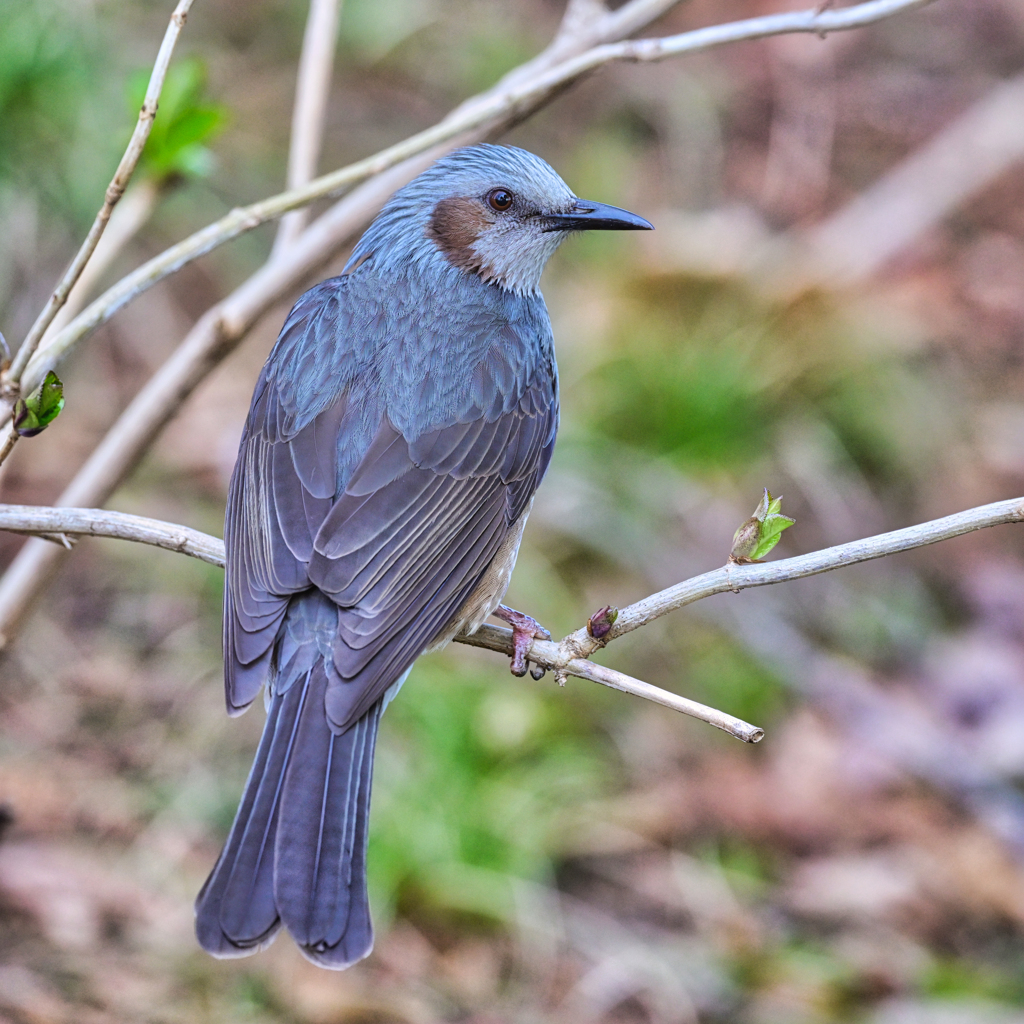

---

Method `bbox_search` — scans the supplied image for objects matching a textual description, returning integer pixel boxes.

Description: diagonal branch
[0,493,1019,743]
[0,0,940,659]
[549,495,1024,664]
[4,0,196,398]
[461,623,765,742]
[13,0,936,407]
[0,0,704,633]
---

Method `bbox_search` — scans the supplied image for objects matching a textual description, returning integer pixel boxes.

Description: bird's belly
[427,500,533,651]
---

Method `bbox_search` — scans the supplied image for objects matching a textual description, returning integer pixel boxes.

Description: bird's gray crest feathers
[348,144,579,295]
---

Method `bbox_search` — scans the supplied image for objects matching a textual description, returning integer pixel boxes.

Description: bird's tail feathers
[196,592,381,969]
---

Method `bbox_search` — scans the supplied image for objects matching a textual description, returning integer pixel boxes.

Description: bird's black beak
[542,199,653,233]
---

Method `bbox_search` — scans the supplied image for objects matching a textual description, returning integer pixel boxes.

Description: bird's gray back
[260,260,556,495]
[224,254,559,726]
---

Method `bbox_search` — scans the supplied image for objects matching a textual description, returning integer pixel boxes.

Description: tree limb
[551,495,1024,664]
[13,0,936,407]
[0,493,1019,743]
[0,505,224,567]
[4,0,196,398]
[461,624,766,743]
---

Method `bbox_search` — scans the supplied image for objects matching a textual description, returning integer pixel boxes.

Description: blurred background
[3,0,1024,1021]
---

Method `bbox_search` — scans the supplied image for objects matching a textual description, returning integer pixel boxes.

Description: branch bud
[587,605,619,640]
[13,371,65,438]
[730,488,795,563]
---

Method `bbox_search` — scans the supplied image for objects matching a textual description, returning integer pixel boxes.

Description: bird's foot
[493,605,551,678]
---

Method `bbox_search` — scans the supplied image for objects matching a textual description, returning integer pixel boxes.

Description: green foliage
[583,273,940,491]
[730,489,795,563]
[127,58,227,182]
[0,1,96,202]
[13,370,64,437]
[921,958,1024,1006]
[684,629,789,726]
[233,973,278,1016]
[586,278,782,471]
[369,654,611,928]
[702,838,775,894]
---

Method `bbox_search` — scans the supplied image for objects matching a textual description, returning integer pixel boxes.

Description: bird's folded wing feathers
[224,291,557,726]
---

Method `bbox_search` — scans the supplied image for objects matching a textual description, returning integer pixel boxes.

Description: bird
[194,143,652,969]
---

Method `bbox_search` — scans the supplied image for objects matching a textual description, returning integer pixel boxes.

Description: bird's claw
[493,605,550,677]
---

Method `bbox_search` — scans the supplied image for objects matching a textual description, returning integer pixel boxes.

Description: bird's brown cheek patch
[428,197,496,279]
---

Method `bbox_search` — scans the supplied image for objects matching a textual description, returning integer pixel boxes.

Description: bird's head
[347,144,652,295]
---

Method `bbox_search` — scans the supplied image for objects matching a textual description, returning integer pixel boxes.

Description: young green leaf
[13,370,65,437]
[730,488,795,563]
[127,58,227,183]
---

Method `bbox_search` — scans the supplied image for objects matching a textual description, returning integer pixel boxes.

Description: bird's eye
[487,188,514,212]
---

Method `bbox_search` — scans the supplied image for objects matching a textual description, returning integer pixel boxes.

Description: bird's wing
[309,378,555,732]
[222,381,344,712]
[224,282,557,726]
[224,277,370,714]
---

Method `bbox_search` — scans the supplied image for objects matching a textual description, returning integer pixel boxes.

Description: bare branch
[599,0,686,40]
[0,505,223,567]
[0,432,17,470]
[552,0,608,50]
[0,502,758,741]
[5,0,196,395]
[459,624,765,743]
[42,179,162,344]
[555,496,1024,664]
[14,0,935,405]
[273,0,344,255]
[1,493,1022,742]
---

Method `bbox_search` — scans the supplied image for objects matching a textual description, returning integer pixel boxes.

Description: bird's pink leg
[493,605,551,677]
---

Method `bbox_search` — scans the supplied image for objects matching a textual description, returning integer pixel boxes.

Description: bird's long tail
[195,594,382,970]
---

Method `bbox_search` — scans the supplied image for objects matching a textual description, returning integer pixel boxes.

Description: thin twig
[0,494,1021,742]
[5,0,196,397]
[552,495,1024,664]
[14,0,935,404]
[461,624,765,742]
[551,0,608,50]
[42,179,163,344]
[0,432,17,469]
[273,0,344,255]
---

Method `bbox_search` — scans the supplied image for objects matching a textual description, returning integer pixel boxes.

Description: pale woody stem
[0,493,1019,744]
[4,0,197,396]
